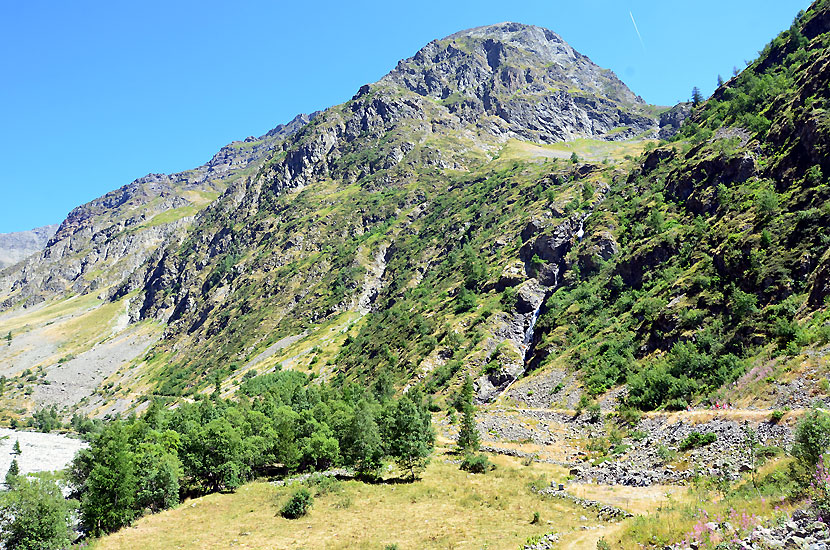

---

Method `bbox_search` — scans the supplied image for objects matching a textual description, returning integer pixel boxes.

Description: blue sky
[0,0,812,233]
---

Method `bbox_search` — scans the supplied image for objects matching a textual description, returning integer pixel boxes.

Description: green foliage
[456,376,480,454]
[459,453,493,474]
[342,400,385,479]
[755,186,779,217]
[656,445,676,463]
[678,431,717,451]
[385,394,435,480]
[5,459,19,489]
[500,286,518,311]
[281,488,313,519]
[73,422,139,536]
[770,409,786,423]
[0,476,76,550]
[32,407,60,433]
[454,288,477,313]
[791,408,830,485]
[586,401,602,423]
[691,86,703,106]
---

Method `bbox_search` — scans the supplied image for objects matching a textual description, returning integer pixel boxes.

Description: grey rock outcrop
[0,113,315,310]
[0,224,58,269]
[381,22,666,143]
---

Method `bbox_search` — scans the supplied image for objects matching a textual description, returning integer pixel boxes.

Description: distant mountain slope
[0,113,315,310]
[112,23,676,400]
[0,224,58,269]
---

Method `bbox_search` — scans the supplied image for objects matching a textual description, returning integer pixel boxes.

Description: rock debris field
[0,428,86,478]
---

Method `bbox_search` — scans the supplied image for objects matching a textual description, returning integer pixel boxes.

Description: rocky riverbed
[0,428,86,478]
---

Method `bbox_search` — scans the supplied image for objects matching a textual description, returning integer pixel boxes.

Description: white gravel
[0,428,86,477]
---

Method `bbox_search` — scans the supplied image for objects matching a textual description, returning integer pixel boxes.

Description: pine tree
[691,86,703,106]
[12,440,20,455]
[5,459,19,488]
[456,377,480,454]
[717,74,724,87]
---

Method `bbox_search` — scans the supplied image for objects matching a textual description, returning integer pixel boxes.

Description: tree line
[1,369,435,546]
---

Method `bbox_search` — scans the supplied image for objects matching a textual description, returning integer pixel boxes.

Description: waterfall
[523,301,543,347]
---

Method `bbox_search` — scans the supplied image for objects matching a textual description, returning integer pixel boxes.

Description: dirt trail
[558,522,626,550]
[502,405,804,422]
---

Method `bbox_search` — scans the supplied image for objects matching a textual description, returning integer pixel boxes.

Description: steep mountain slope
[0,113,314,310]
[0,224,58,269]
[122,3,830,414]
[105,23,676,404]
[509,0,830,411]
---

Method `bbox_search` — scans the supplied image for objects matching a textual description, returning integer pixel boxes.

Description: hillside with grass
[5,3,830,550]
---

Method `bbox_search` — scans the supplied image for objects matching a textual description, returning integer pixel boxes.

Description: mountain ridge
[0,224,59,270]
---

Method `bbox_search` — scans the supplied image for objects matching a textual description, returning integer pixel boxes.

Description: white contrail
[629,11,646,52]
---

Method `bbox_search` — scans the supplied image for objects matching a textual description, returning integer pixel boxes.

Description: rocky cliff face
[0,225,59,270]
[381,23,671,143]
[0,113,315,309]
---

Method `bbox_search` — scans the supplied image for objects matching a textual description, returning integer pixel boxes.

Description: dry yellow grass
[498,137,653,163]
[92,454,603,550]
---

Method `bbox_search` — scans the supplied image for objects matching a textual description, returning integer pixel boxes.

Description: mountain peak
[446,21,565,48]
[378,21,656,143]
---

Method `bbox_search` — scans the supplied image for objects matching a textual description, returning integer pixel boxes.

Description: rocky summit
[4,3,830,548]
[383,22,667,142]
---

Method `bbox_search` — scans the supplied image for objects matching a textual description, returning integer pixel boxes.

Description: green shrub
[500,287,518,311]
[586,402,602,423]
[616,407,642,427]
[657,445,676,462]
[678,431,717,451]
[792,408,830,485]
[770,409,786,423]
[281,488,313,519]
[460,453,493,474]
[0,476,75,550]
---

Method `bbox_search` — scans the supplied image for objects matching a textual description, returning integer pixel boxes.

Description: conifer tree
[5,459,19,488]
[456,377,480,454]
[691,86,703,106]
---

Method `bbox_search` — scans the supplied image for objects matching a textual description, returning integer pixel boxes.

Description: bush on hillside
[281,488,313,519]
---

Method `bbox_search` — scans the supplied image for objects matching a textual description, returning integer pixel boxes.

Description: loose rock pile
[535,485,632,521]
[522,532,560,550]
[573,417,792,486]
[668,509,829,549]
[272,468,351,487]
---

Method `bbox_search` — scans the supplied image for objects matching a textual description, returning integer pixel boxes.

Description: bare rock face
[0,224,58,270]
[381,22,666,143]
